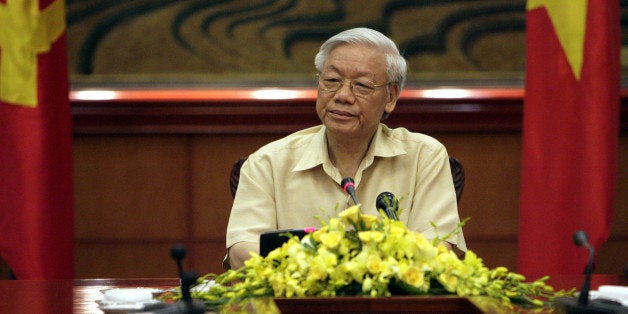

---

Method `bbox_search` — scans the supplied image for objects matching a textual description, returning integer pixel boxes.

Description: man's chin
[324,122,355,135]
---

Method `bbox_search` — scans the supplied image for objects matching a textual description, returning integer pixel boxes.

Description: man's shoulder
[251,125,323,158]
[382,125,445,149]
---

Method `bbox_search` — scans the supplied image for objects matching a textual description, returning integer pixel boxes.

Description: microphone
[556,231,625,313]
[376,192,399,220]
[573,230,594,306]
[180,271,202,311]
[341,177,359,205]
[145,244,205,314]
[171,244,186,279]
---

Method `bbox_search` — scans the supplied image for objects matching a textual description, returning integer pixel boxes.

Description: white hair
[314,28,407,90]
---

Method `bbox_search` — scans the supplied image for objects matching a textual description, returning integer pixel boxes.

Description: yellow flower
[320,230,343,248]
[338,205,361,225]
[342,253,367,283]
[358,230,385,244]
[316,247,338,268]
[389,221,407,236]
[328,218,346,232]
[433,250,460,271]
[436,242,450,254]
[492,266,508,277]
[311,226,327,242]
[438,273,459,292]
[365,254,383,274]
[295,251,309,271]
[463,250,484,268]
[362,276,373,292]
[414,233,431,248]
[306,260,327,281]
[270,275,286,295]
[361,214,379,229]
[337,238,354,256]
[400,265,428,291]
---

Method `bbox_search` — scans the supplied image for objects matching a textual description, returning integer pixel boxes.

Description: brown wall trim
[70,87,628,134]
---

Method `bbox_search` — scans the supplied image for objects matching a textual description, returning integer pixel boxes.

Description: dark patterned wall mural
[66,0,628,86]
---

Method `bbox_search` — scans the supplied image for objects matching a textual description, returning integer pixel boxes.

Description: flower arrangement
[179,205,573,312]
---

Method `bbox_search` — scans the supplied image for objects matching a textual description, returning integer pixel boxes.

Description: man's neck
[326,131,376,179]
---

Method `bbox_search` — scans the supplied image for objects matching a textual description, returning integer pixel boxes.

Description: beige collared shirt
[226,124,466,253]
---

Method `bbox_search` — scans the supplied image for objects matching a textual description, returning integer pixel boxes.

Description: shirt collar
[293,126,329,172]
[292,124,408,172]
[371,124,408,158]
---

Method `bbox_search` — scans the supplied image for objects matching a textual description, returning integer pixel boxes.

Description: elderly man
[226,28,466,269]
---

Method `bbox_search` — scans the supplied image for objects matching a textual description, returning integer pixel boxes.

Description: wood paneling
[189,135,282,240]
[436,133,522,238]
[74,136,189,240]
[75,243,177,279]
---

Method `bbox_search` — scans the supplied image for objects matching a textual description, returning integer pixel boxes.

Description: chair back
[449,157,465,203]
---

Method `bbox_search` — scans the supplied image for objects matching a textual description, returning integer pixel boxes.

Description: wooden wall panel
[71,132,628,278]
[75,243,177,279]
[598,239,628,275]
[436,133,522,238]
[189,135,282,240]
[465,241,518,271]
[187,242,231,276]
[74,136,189,240]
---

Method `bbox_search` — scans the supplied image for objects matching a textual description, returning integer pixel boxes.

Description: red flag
[0,0,74,279]
[518,0,620,278]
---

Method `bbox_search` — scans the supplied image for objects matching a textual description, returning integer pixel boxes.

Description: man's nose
[334,80,356,101]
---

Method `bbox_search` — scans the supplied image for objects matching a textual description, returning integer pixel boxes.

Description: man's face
[316,44,399,141]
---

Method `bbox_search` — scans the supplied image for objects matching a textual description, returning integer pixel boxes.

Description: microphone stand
[556,231,625,313]
[146,245,206,314]
[577,240,594,306]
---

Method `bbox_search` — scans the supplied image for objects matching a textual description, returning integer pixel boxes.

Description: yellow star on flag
[527,0,587,80]
[0,0,66,107]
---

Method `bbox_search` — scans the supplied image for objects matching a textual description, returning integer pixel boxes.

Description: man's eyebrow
[323,63,380,80]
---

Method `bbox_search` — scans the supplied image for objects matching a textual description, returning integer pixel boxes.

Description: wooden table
[0,275,624,313]
[0,278,179,314]
[74,278,180,313]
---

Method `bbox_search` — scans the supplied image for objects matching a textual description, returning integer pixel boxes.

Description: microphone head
[340,177,359,205]
[376,192,396,209]
[171,244,187,260]
[573,230,589,247]
[376,192,399,220]
[341,177,355,192]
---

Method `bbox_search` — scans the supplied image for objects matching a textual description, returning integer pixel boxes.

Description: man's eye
[354,82,374,89]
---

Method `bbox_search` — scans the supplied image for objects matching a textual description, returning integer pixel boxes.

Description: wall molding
[70,87,628,134]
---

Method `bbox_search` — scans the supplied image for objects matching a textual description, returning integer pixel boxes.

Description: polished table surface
[0,275,625,313]
[0,278,180,314]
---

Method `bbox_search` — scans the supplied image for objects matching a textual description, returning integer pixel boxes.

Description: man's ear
[384,83,400,114]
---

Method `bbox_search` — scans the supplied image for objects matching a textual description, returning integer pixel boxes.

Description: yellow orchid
[319,230,343,248]
[358,230,385,244]
[361,214,380,229]
[401,265,427,290]
[338,205,361,226]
